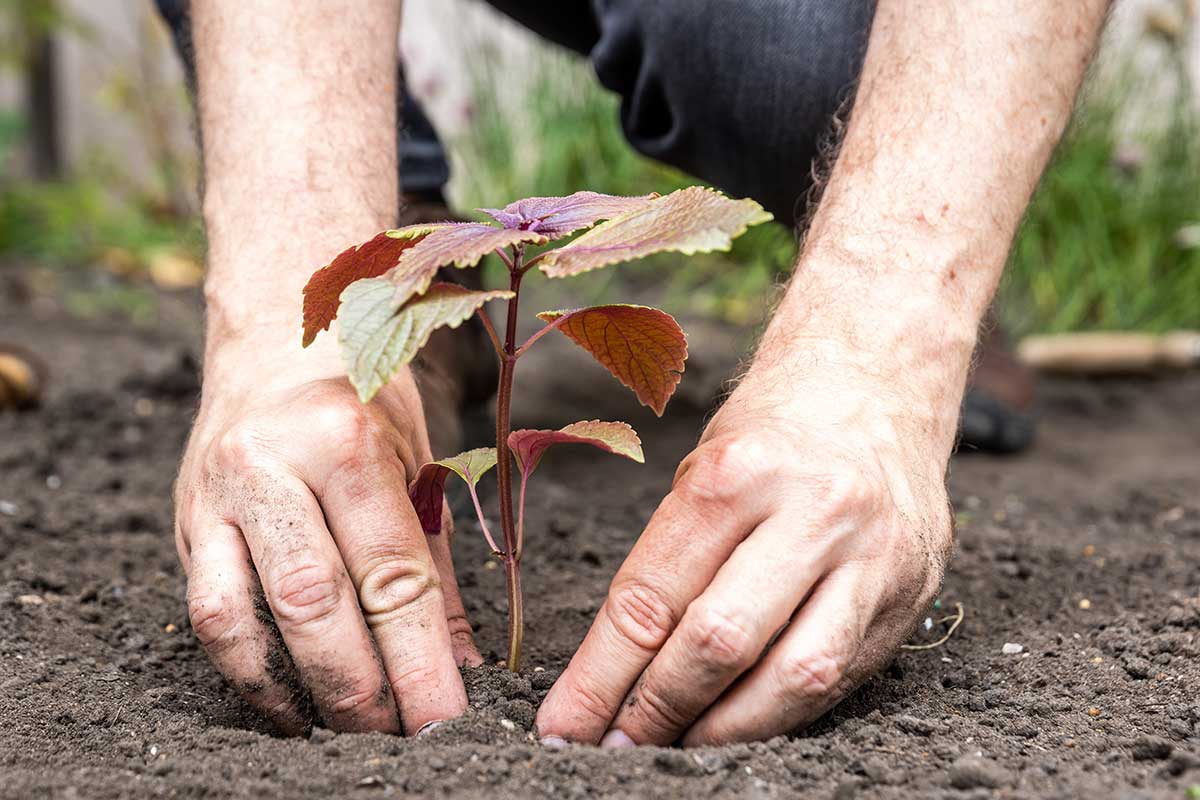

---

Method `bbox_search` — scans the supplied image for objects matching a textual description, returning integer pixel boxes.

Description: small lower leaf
[408,447,499,534]
[508,420,644,478]
[339,280,513,402]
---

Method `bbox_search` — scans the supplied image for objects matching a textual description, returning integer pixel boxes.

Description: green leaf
[508,420,644,478]
[537,187,773,278]
[407,447,499,535]
[536,305,688,416]
[339,280,513,402]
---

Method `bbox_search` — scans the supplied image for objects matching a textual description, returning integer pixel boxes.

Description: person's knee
[590,0,876,224]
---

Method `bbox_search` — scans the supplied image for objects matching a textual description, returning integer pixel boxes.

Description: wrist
[743,251,988,456]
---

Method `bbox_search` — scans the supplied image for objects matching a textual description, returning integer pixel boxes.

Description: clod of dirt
[948,755,1014,790]
[1131,736,1174,761]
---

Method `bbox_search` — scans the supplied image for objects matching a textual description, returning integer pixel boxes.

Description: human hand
[535,350,955,746]
[175,334,479,735]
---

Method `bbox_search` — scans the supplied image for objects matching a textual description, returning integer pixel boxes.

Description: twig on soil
[900,602,965,651]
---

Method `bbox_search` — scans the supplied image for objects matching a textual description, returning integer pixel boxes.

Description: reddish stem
[495,246,525,671]
[513,314,568,359]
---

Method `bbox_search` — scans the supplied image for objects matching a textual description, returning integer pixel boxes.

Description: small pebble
[0,500,16,516]
[499,719,516,731]
[163,624,177,634]
[1078,598,1091,610]
[1087,707,1102,717]
[46,475,62,490]
[1002,642,1024,655]
[17,594,43,606]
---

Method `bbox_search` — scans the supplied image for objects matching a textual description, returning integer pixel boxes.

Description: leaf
[479,191,658,240]
[339,280,514,402]
[387,222,548,306]
[508,420,644,477]
[301,229,433,347]
[536,305,687,416]
[537,187,773,278]
[407,447,498,534]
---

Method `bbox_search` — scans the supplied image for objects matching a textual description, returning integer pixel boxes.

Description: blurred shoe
[959,313,1036,454]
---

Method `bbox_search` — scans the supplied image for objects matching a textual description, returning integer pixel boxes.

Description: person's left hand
[534,354,955,746]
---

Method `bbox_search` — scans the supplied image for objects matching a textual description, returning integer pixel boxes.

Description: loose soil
[1,280,1198,798]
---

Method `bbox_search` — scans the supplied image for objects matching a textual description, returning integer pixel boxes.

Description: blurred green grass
[0,33,1195,335]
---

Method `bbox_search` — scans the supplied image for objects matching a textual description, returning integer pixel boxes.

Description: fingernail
[416,720,444,737]
[539,735,569,750]
[600,729,635,749]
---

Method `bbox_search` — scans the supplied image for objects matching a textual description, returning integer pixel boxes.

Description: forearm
[752,0,1108,452]
[192,1,401,355]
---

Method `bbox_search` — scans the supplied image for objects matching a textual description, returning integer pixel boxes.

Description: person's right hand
[174,334,479,735]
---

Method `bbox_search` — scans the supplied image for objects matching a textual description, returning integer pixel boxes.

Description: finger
[536,479,767,744]
[682,566,875,746]
[429,503,484,667]
[234,471,401,733]
[184,517,309,734]
[603,516,834,745]
[313,453,471,733]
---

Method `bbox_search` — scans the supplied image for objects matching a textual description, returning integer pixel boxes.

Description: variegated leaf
[339,280,513,402]
[538,187,773,278]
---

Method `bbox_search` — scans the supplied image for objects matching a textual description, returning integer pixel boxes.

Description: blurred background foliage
[0,0,1196,335]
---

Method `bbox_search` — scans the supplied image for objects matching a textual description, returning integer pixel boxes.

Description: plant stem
[467,482,502,555]
[495,246,525,671]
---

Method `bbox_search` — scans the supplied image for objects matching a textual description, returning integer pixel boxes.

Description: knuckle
[814,469,875,521]
[775,649,844,699]
[312,399,379,450]
[629,678,690,732]
[187,592,241,654]
[327,682,386,716]
[387,662,442,695]
[213,424,270,470]
[684,604,759,672]
[564,668,617,727]
[357,556,440,621]
[606,579,677,652]
[268,563,343,628]
[674,438,770,506]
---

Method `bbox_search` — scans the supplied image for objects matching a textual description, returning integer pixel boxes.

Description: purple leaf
[479,191,658,240]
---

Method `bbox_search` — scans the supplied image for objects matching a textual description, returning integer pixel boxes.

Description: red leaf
[301,229,430,347]
[537,305,688,416]
[508,420,644,477]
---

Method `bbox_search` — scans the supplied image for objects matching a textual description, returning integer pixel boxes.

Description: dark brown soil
[2,280,1198,799]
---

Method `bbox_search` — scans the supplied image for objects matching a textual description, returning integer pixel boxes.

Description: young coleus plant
[302,187,771,671]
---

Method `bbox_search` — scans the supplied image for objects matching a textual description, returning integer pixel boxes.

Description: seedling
[302,188,771,670]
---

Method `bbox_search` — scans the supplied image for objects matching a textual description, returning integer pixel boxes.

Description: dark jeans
[155,0,875,225]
